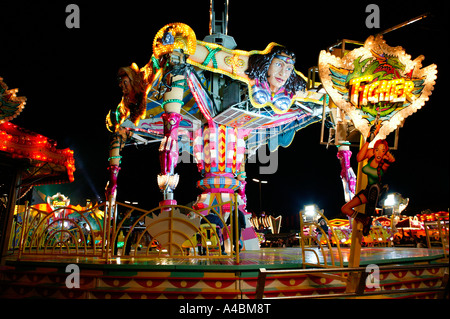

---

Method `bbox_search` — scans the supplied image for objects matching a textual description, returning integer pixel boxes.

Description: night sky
[1,1,448,228]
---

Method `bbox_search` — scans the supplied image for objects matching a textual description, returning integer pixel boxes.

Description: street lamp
[252,178,268,213]
[383,192,408,216]
[303,204,320,222]
[384,194,396,207]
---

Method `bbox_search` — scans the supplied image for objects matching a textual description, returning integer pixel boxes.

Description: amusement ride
[0,1,447,300]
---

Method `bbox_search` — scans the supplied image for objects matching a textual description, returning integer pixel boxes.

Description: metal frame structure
[12,195,242,263]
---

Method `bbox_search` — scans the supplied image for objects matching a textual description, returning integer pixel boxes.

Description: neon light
[0,122,75,183]
[349,77,415,108]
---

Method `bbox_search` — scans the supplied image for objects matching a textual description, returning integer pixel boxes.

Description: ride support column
[157,52,185,208]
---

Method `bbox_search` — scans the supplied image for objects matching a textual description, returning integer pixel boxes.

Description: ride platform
[0,247,447,299]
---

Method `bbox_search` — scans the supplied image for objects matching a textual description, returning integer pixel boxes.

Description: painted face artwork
[373,143,387,162]
[119,76,133,96]
[247,50,301,114]
[267,54,295,93]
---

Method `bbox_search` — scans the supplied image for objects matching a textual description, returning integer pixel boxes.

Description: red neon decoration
[0,121,75,184]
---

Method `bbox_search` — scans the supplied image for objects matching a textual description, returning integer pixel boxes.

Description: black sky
[1,1,448,226]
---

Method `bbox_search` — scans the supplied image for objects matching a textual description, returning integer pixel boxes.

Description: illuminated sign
[319,35,437,141]
[349,77,415,107]
[52,200,67,208]
[374,216,391,228]
[48,192,70,210]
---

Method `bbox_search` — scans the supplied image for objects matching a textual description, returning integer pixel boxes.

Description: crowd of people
[260,235,299,248]
[393,234,427,248]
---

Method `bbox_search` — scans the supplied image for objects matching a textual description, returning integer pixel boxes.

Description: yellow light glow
[0,78,27,124]
[152,23,197,59]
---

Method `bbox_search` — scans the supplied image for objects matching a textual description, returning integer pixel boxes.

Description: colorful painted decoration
[340,124,396,236]
[337,147,356,202]
[105,22,325,250]
[319,35,437,141]
[189,41,314,114]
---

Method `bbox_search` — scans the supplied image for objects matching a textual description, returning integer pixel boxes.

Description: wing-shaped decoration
[121,70,207,140]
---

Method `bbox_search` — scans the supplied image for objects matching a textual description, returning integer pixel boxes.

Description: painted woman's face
[267,54,294,93]
[119,76,133,96]
[374,143,387,162]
